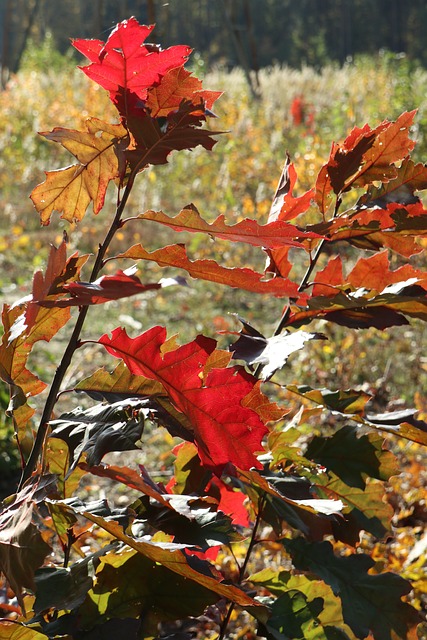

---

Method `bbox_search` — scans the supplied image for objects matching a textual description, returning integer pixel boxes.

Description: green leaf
[283,538,420,640]
[0,623,48,640]
[79,547,219,629]
[287,386,371,415]
[305,426,399,489]
[49,398,151,471]
[249,569,356,640]
[314,472,394,543]
[171,441,211,495]
[33,545,117,614]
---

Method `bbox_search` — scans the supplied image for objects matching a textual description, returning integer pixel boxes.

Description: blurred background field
[0,1,426,614]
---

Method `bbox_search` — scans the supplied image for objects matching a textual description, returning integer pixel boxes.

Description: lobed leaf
[98,326,270,473]
[287,385,427,446]
[145,65,222,118]
[0,623,49,640]
[0,490,52,611]
[73,19,191,119]
[305,425,399,489]
[78,548,220,630]
[314,472,394,543]
[116,242,305,298]
[268,154,314,223]
[125,99,222,167]
[37,267,185,307]
[0,241,86,437]
[249,569,357,639]
[357,156,427,208]
[315,112,416,211]
[137,203,321,249]
[49,398,152,472]
[30,119,128,224]
[55,501,262,609]
[283,537,420,640]
[229,316,325,380]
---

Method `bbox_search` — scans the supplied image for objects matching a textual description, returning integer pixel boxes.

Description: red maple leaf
[98,326,268,474]
[73,18,191,120]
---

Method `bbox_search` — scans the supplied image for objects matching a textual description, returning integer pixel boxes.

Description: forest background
[0,0,426,631]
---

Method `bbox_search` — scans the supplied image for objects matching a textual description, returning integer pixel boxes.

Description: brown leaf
[0,494,51,610]
[315,112,416,208]
[55,502,262,609]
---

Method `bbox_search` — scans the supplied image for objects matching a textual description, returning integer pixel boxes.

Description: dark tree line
[1,0,427,87]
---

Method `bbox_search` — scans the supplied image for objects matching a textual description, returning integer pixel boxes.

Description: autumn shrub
[0,18,427,640]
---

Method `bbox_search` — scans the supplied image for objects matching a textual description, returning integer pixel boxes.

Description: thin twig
[218,495,265,640]
[18,170,138,489]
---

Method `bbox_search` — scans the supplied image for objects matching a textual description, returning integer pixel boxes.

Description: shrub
[0,18,426,639]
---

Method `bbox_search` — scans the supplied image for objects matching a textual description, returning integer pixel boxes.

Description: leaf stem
[272,195,343,338]
[217,495,265,640]
[272,237,327,337]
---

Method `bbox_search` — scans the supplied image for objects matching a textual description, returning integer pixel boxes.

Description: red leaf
[358,156,427,208]
[37,268,185,307]
[73,19,191,119]
[315,112,416,208]
[264,247,293,278]
[312,256,344,297]
[137,204,321,249]
[306,200,426,257]
[116,243,306,299]
[98,326,268,474]
[210,477,249,527]
[0,241,87,417]
[268,155,314,222]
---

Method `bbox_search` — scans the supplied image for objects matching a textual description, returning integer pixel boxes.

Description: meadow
[0,46,426,625]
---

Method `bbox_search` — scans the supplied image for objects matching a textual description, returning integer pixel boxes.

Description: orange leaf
[116,243,305,299]
[137,204,321,249]
[30,118,128,224]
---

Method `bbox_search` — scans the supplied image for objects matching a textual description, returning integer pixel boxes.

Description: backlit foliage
[0,19,426,639]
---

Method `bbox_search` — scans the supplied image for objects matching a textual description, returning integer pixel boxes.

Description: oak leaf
[116,243,304,298]
[315,112,416,212]
[30,119,128,224]
[38,268,186,307]
[268,154,314,222]
[98,326,269,474]
[137,203,321,249]
[284,537,420,640]
[73,19,191,120]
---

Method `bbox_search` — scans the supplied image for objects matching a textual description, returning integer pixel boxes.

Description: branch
[18,173,137,489]
[217,494,265,640]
